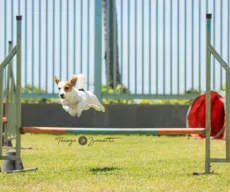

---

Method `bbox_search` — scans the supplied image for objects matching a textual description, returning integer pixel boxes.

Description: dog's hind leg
[88,102,105,112]
[95,105,105,112]
[87,92,105,112]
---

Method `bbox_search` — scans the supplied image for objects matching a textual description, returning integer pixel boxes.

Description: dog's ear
[70,76,78,86]
[54,76,60,85]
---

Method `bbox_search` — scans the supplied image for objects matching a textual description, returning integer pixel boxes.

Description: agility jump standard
[0,14,229,174]
[20,13,230,175]
[204,14,230,174]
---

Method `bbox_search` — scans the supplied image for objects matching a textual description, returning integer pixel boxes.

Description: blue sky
[0,0,229,95]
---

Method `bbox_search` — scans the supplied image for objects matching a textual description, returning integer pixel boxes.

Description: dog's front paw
[68,109,76,117]
[76,112,82,117]
[76,108,82,117]
[63,106,69,112]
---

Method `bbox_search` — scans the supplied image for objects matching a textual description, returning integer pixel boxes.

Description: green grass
[0,134,230,192]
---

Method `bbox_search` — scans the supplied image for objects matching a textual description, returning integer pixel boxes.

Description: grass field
[0,134,230,192]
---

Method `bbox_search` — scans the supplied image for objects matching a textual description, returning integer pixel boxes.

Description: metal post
[15,15,22,170]
[94,0,102,101]
[0,64,3,158]
[226,65,230,160]
[6,41,13,104]
[4,41,13,145]
[106,0,110,92]
[205,13,212,174]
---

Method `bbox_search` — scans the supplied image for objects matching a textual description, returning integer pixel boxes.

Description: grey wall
[22,104,190,128]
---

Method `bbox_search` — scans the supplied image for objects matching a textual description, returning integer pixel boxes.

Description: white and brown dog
[54,74,105,117]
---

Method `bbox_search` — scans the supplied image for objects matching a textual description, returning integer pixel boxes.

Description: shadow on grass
[90,167,122,174]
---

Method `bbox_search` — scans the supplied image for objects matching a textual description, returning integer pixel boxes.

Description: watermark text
[55,137,76,146]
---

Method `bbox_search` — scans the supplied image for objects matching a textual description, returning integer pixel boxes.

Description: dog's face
[54,76,78,99]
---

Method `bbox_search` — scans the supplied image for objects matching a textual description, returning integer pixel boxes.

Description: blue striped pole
[149,0,151,94]
[52,0,55,93]
[94,0,102,101]
[46,0,48,92]
[32,0,34,92]
[66,0,69,79]
[39,0,41,92]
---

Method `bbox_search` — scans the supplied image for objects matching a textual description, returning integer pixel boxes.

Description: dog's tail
[77,74,85,89]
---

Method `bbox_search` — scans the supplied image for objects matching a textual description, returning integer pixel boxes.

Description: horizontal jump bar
[21,127,205,135]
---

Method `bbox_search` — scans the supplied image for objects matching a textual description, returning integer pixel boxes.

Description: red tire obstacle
[187,91,225,139]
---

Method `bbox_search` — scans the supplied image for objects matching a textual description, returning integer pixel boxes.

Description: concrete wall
[22,104,190,128]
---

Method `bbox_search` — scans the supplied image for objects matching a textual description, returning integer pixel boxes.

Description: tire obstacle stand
[0,14,229,174]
